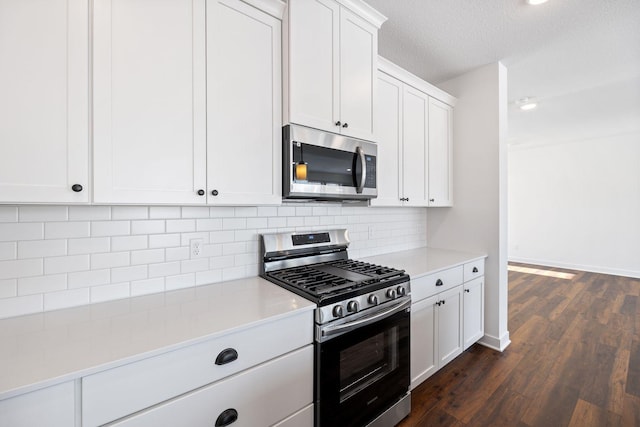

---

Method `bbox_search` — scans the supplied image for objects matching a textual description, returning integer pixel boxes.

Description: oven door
[283,124,377,200]
[315,299,410,427]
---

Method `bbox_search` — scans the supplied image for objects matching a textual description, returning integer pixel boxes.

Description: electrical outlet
[190,239,203,258]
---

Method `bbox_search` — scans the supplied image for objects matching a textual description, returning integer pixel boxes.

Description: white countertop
[360,247,487,278]
[0,277,315,400]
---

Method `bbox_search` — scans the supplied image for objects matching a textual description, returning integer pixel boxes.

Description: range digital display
[292,232,331,246]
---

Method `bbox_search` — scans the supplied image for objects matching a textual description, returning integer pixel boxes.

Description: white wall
[428,62,510,351]
[0,204,427,319]
[509,131,640,278]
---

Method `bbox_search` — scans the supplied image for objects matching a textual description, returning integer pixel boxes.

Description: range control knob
[332,305,344,318]
[368,294,379,306]
[397,286,406,297]
[386,289,397,299]
[347,301,359,313]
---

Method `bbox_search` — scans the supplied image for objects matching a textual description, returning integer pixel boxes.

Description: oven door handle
[355,146,366,194]
[320,297,410,340]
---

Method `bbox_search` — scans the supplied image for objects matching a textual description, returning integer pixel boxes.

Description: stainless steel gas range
[260,229,411,427]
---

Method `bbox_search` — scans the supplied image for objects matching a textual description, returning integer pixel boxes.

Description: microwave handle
[356,146,366,194]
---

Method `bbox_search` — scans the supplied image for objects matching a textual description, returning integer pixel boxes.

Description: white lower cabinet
[410,258,485,390]
[0,382,76,427]
[110,346,313,427]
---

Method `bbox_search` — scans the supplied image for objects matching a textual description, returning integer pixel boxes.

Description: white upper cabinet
[285,0,385,141]
[402,85,429,207]
[0,0,89,204]
[93,0,208,205]
[207,0,282,205]
[428,97,453,207]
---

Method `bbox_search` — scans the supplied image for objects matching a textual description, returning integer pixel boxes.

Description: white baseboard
[478,331,510,352]
[508,256,640,279]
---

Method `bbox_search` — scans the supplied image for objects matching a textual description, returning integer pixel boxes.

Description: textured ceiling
[364,0,640,145]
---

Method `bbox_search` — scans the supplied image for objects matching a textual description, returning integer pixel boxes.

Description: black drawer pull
[472,267,479,273]
[215,408,238,426]
[435,279,443,286]
[215,348,238,365]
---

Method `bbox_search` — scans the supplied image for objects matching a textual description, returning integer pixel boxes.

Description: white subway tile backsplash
[68,237,110,255]
[111,265,147,283]
[165,273,195,291]
[149,233,181,248]
[0,207,18,222]
[68,206,111,221]
[181,206,210,218]
[111,235,148,252]
[90,282,130,303]
[131,249,165,265]
[166,219,195,233]
[19,206,68,222]
[1,204,427,318]
[150,206,181,219]
[149,261,181,278]
[44,255,90,274]
[91,252,130,269]
[44,288,89,311]
[0,294,42,319]
[0,279,17,298]
[130,278,165,296]
[0,258,43,279]
[0,242,16,260]
[45,222,89,239]
[91,221,130,237]
[18,274,66,296]
[131,220,165,235]
[18,239,66,259]
[68,269,110,288]
[0,223,44,241]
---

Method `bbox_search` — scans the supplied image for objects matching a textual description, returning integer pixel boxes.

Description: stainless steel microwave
[283,124,377,201]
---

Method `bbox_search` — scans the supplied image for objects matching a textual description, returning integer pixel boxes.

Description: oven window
[293,143,358,186]
[339,327,399,403]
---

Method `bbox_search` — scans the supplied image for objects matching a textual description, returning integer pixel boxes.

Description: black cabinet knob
[215,348,238,365]
[472,267,479,273]
[211,189,219,196]
[430,198,435,202]
[71,184,83,192]
[342,122,349,128]
[465,289,470,293]
[335,121,341,127]
[435,279,443,287]
[215,408,238,427]
[197,189,205,196]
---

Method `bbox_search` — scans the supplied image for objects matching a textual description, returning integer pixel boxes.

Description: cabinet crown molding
[378,56,457,106]
[334,0,387,28]
[243,0,286,18]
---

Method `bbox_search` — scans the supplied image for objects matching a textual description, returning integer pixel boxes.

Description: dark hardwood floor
[399,263,640,426]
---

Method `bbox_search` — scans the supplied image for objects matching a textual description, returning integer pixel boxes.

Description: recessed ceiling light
[526,0,549,5]
[520,102,537,111]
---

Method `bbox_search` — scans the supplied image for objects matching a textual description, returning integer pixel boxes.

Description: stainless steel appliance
[260,229,410,427]
[283,124,377,201]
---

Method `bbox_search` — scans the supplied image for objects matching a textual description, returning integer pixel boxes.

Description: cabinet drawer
[82,310,312,426]
[412,266,463,302]
[111,346,313,427]
[0,382,75,427]
[273,403,313,427]
[463,260,484,282]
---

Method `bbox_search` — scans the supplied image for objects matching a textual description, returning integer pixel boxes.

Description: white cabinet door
[286,0,339,133]
[437,285,463,367]
[93,0,207,204]
[206,0,281,205]
[371,71,402,206]
[339,7,377,141]
[410,295,438,390]
[428,97,453,206]
[0,0,89,203]
[0,382,75,427]
[402,85,429,207]
[463,277,484,350]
